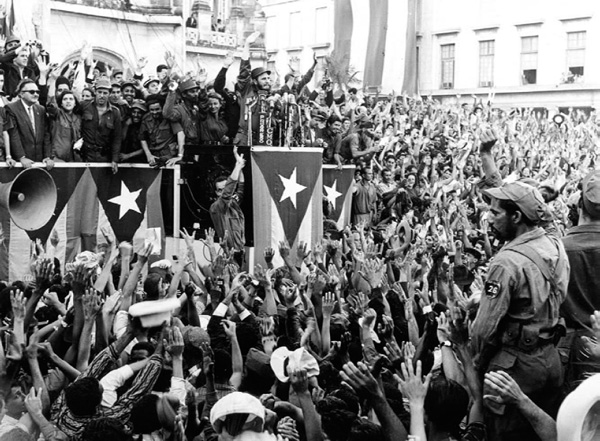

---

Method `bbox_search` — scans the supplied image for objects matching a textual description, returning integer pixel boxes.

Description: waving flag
[251,147,323,268]
[323,165,355,230]
[332,0,416,94]
[0,165,165,282]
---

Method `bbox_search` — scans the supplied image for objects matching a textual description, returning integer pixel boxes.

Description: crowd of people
[0,29,599,441]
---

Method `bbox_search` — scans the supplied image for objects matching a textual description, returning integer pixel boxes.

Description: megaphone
[0,168,57,231]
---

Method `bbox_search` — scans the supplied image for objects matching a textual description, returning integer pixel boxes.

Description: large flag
[332,0,415,94]
[322,165,355,230]
[251,147,322,268]
[0,165,165,282]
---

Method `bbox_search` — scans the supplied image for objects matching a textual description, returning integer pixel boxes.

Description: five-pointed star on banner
[278,167,306,208]
[324,180,342,209]
[109,181,141,219]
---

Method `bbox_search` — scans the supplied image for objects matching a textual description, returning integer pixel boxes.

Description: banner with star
[0,164,165,281]
[251,147,323,268]
[323,165,356,230]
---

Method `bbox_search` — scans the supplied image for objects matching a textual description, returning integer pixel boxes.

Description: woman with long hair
[48,89,82,162]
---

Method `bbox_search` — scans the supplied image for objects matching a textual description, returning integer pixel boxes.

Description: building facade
[418,0,600,109]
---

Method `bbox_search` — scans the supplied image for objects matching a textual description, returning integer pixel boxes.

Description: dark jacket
[6,100,51,161]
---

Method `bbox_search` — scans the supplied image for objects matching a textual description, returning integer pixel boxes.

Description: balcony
[186,28,238,49]
[53,0,182,15]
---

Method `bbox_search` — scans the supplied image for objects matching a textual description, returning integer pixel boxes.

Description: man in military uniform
[561,170,600,390]
[471,180,570,441]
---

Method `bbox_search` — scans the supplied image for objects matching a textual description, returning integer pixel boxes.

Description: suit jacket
[6,100,52,161]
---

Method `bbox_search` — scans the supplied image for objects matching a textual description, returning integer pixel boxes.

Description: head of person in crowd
[131,393,181,435]
[342,117,352,134]
[109,83,123,105]
[251,66,271,92]
[144,76,161,95]
[121,81,136,104]
[94,77,111,107]
[156,64,169,81]
[57,89,78,114]
[326,115,343,136]
[5,385,26,419]
[405,172,417,190]
[210,392,266,439]
[17,78,40,106]
[207,91,224,116]
[0,69,5,94]
[179,79,199,103]
[130,99,147,125]
[284,72,300,88]
[579,170,600,223]
[146,94,165,121]
[361,167,373,183]
[381,168,394,184]
[55,76,71,96]
[81,86,94,101]
[484,181,546,241]
[65,377,103,417]
[13,46,29,68]
[348,87,358,100]
[112,70,124,83]
[4,35,20,52]
[424,376,470,438]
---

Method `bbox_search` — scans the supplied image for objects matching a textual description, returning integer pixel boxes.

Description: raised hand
[10,289,26,322]
[394,360,432,406]
[24,387,44,417]
[264,246,275,265]
[82,289,103,321]
[137,243,154,265]
[384,340,402,364]
[278,239,291,260]
[165,326,184,358]
[361,308,377,329]
[290,368,309,394]
[322,292,336,317]
[223,51,234,68]
[296,241,310,265]
[204,227,215,248]
[221,319,237,338]
[340,361,382,398]
[34,258,54,292]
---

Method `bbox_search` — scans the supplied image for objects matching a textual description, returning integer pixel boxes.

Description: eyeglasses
[22,90,39,95]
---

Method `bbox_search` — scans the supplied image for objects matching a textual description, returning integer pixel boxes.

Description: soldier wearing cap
[561,170,600,389]
[163,78,200,146]
[471,180,569,441]
[120,99,146,162]
[232,31,273,146]
[79,77,122,173]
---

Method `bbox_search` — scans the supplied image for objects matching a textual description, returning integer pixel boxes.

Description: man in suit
[6,78,53,169]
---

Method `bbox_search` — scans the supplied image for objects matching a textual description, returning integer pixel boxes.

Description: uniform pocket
[489,350,517,371]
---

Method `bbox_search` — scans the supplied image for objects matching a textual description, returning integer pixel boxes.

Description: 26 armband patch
[485,281,501,299]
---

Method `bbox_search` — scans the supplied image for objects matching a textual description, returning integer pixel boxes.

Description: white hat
[269,347,320,383]
[128,298,180,328]
[210,392,265,434]
[557,373,600,441]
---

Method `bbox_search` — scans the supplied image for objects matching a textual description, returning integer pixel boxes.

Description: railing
[186,29,238,49]
[53,0,181,15]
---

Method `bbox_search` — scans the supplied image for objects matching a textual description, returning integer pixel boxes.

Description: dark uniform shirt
[138,114,182,156]
[79,101,122,162]
[209,177,245,250]
[561,223,600,329]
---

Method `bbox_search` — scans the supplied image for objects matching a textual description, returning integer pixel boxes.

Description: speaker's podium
[179,144,325,270]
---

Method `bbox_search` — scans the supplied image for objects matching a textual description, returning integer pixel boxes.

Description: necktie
[28,106,36,135]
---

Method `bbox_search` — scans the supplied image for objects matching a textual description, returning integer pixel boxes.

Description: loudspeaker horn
[0,168,57,231]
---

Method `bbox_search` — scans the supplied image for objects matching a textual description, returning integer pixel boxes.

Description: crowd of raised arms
[0,29,599,441]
